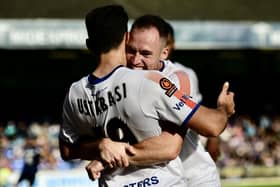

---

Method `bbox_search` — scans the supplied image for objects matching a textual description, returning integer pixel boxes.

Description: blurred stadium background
[1,0,280,186]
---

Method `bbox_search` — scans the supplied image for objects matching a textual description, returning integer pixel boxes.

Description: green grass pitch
[222,177,280,187]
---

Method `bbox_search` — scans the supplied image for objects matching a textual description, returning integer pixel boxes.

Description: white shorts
[182,151,221,187]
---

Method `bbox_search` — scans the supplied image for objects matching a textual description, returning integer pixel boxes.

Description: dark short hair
[85,5,128,55]
[131,15,169,44]
[165,21,175,43]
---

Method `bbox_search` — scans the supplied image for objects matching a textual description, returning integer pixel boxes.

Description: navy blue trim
[180,102,201,127]
[88,65,124,84]
[159,61,165,72]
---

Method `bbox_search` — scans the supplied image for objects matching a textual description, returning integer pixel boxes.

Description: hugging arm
[86,123,186,180]
[59,136,135,168]
[86,81,235,180]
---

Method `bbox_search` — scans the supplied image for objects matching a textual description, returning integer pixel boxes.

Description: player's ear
[160,46,169,60]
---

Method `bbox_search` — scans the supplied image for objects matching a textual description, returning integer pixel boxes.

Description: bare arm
[86,82,235,180]
[59,137,135,168]
[187,82,235,137]
[128,132,182,165]
[86,124,185,180]
[206,137,221,162]
[86,123,185,167]
[128,123,185,166]
[59,137,103,161]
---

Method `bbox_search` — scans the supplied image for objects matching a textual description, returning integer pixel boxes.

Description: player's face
[126,27,168,70]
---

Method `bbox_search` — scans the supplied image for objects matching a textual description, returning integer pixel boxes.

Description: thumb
[222,81,229,94]
[125,144,136,155]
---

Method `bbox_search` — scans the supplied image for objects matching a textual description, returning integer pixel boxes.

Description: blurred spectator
[0,120,84,187]
[0,113,279,186]
[4,121,17,140]
[217,114,280,169]
[14,132,41,187]
[0,135,12,187]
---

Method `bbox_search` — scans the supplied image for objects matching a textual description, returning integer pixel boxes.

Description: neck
[93,44,126,78]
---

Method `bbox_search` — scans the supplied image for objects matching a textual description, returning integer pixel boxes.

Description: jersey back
[60,66,200,186]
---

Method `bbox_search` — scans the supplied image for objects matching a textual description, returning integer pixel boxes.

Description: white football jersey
[60,65,200,187]
[162,60,221,187]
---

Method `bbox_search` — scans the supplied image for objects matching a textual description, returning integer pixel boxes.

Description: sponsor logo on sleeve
[173,94,193,110]
[159,77,177,97]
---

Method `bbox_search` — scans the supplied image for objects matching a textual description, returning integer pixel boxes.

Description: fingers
[121,152,130,167]
[217,81,236,118]
[108,160,115,168]
[222,81,229,94]
[86,160,104,181]
[222,81,235,98]
[101,157,128,168]
[116,155,129,168]
[114,148,130,167]
[100,152,114,168]
[100,142,132,168]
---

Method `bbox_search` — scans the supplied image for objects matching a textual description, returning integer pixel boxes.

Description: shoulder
[174,62,194,73]
[118,67,166,87]
[114,66,145,82]
[63,75,89,106]
[120,69,169,99]
[68,76,88,94]
[174,62,198,79]
[142,70,169,87]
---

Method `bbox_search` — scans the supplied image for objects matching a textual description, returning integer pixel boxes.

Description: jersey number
[106,118,137,144]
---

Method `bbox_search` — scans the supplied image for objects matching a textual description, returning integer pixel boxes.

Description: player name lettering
[77,83,127,116]
[123,176,159,187]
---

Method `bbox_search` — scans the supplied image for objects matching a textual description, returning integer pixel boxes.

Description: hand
[86,160,104,181]
[99,138,136,168]
[217,82,235,117]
